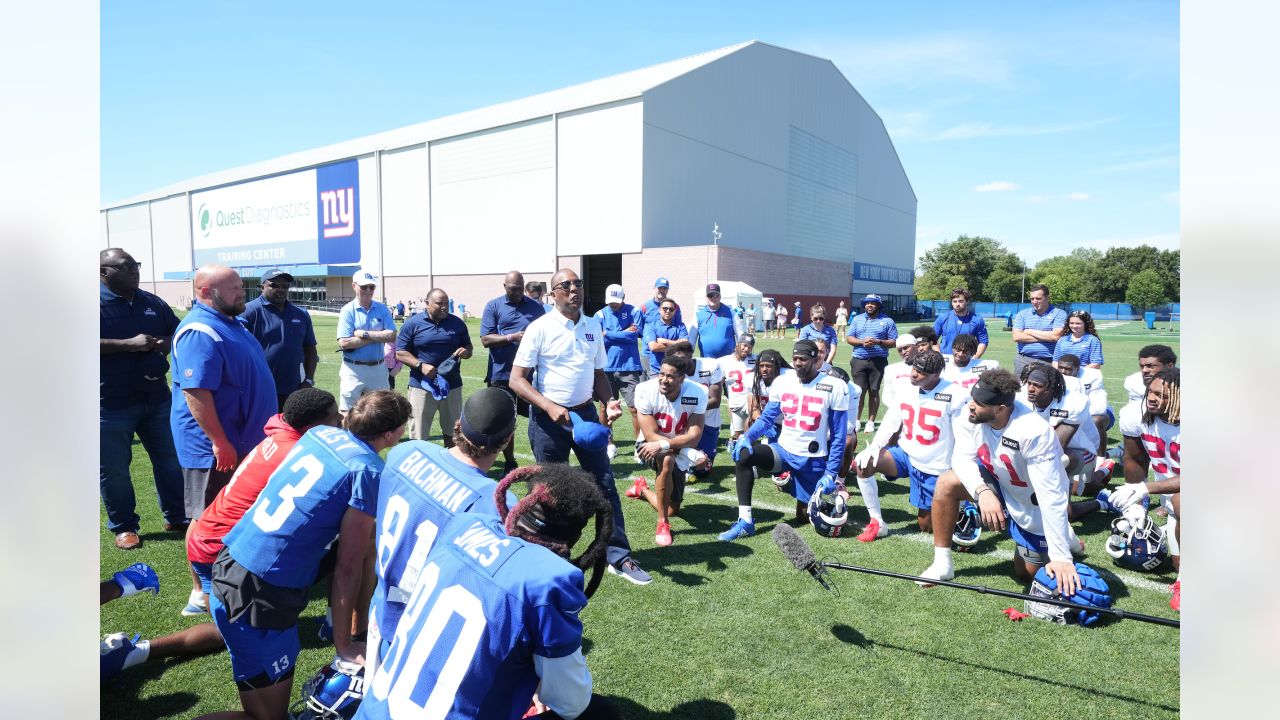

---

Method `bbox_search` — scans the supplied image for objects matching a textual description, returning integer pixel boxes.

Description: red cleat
[857,518,887,542]
[655,520,673,546]
[625,476,649,499]
[1169,579,1180,612]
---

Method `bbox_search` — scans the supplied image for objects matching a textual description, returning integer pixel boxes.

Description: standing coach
[480,270,545,472]
[1011,283,1067,377]
[240,268,318,412]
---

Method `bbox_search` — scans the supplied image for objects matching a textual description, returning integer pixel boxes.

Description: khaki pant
[408,385,462,442]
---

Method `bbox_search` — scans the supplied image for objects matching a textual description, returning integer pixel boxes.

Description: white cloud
[1074,233,1181,253]
[932,117,1115,141]
[815,34,1015,89]
[1066,192,1090,201]
[1027,195,1051,204]
[974,181,1019,193]
[1098,155,1179,173]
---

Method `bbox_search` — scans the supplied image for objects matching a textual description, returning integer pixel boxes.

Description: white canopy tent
[689,280,765,333]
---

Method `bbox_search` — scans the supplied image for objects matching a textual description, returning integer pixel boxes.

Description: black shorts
[605,371,643,406]
[642,454,687,506]
[210,547,309,631]
[488,379,531,416]
[849,356,889,392]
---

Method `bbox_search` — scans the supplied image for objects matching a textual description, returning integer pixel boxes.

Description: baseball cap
[605,284,625,304]
[895,333,918,348]
[458,387,516,446]
[352,268,378,287]
[261,268,294,283]
[860,293,882,307]
[568,411,610,451]
[705,283,721,295]
[654,277,670,288]
[737,334,756,346]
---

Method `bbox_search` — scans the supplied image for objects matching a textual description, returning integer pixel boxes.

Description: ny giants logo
[320,187,355,238]
[315,160,360,264]
[585,333,595,341]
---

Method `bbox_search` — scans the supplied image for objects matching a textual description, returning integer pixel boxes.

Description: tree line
[913,235,1180,307]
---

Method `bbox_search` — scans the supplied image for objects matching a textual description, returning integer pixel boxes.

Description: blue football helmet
[808,488,849,538]
[290,659,365,720]
[952,501,982,548]
[1105,505,1167,571]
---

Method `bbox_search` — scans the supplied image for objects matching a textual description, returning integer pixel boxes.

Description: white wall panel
[149,196,193,278]
[430,119,555,275]
[357,156,381,274]
[557,100,643,255]
[106,204,154,283]
[379,146,431,276]
[100,212,109,249]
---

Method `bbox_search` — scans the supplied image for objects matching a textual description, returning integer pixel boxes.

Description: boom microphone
[772,524,834,592]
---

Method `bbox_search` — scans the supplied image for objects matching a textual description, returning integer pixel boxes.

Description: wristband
[659,439,671,452]
[974,486,990,501]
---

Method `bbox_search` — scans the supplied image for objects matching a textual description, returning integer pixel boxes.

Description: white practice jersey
[633,378,707,440]
[1118,403,1180,482]
[1074,366,1108,415]
[719,354,758,410]
[1018,388,1099,456]
[688,357,724,427]
[757,368,795,402]
[941,357,1001,390]
[880,361,916,409]
[767,371,849,458]
[873,378,970,474]
[953,400,1073,562]
[1124,371,1146,403]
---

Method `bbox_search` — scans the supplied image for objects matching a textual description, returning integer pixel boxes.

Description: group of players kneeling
[100,331,1181,720]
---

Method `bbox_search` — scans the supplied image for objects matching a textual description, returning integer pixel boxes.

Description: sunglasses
[554,279,585,291]
[812,316,825,320]
[660,305,676,312]
[103,261,142,271]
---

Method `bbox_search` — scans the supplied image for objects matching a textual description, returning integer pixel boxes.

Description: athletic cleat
[1094,457,1117,483]
[916,561,955,587]
[1069,534,1086,557]
[606,443,618,460]
[654,520,673,547]
[100,632,141,680]
[1095,488,1120,514]
[772,471,791,490]
[864,420,876,433]
[718,518,756,541]
[625,476,649,499]
[1169,579,1181,612]
[317,615,334,642]
[857,518,888,542]
[952,502,982,548]
[180,589,208,617]
[606,557,652,585]
[112,563,160,598]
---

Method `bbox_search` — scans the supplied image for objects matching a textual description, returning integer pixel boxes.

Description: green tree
[1125,268,1168,308]
[1091,245,1170,302]
[915,235,1023,300]
[1029,255,1089,305]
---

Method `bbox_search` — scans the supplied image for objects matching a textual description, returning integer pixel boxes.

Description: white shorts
[729,405,749,433]
[339,361,391,411]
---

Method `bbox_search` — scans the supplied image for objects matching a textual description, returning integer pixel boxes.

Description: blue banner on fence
[916,300,1181,321]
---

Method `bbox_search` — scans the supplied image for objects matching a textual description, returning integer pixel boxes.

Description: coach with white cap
[336,267,397,416]
[594,283,644,457]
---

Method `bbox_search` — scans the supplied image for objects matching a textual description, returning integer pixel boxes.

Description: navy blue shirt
[934,310,989,354]
[100,284,180,410]
[594,303,644,372]
[397,313,472,390]
[479,295,545,382]
[239,296,317,397]
[169,302,277,468]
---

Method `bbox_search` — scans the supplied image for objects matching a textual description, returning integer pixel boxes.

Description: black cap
[458,387,516,446]
[261,268,294,283]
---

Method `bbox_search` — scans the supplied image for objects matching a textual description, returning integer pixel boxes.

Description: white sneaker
[916,561,954,587]
[864,420,876,433]
[606,443,617,460]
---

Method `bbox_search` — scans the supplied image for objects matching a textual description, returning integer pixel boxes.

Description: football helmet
[1104,505,1167,571]
[952,501,982,548]
[808,487,849,538]
[290,658,365,720]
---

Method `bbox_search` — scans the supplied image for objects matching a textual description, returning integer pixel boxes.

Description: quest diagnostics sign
[191,159,360,266]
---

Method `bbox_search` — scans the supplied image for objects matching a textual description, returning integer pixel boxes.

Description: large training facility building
[100,41,917,317]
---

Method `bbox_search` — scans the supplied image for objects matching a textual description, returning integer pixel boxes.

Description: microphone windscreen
[772,523,817,573]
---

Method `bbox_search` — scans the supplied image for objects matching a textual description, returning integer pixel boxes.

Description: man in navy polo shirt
[689,283,738,359]
[1012,283,1068,377]
[100,247,186,550]
[397,288,473,447]
[240,268,318,412]
[337,268,397,416]
[480,270,545,470]
[639,277,682,377]
[594,283,644,458]
[844,293,899,433]
[934,286,990,358]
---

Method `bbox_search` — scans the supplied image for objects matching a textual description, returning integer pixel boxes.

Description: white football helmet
[1104,505,1167,571]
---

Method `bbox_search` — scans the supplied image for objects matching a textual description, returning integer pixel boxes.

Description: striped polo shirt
[846,313,898,359]
[1013,305,1067,359]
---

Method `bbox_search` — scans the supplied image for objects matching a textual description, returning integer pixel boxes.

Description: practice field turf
[101,314,1180,719]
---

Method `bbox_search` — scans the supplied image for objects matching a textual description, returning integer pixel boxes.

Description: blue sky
[101,1,1178,266]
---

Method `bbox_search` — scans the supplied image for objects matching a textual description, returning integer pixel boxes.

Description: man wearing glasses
[100,248,187,550]
[689,283,738,359]
[799,303,838,366]
[510,269,653,585]
[240,268,318,412]
[336,268,397,417]
[642,299,689,376]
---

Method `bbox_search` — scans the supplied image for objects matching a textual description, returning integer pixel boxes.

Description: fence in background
[915,301,1181,322]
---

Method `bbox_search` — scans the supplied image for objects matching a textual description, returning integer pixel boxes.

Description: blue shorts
[209,591,300,689]
[190,561,213,596]
[697,423,720,457]
[980,466,1051,565]
[887,446,939,511]
[1104,406,1116,431]
[770,444,828,503]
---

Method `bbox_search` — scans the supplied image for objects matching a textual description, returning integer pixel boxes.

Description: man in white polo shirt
[336,268,397,416]
[509,268,652,586]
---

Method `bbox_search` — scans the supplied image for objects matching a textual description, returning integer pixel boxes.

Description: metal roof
[105,40,759,208]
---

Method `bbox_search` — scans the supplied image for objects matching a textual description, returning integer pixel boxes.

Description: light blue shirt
[338,300,396,363]
[1013,305,1068,360]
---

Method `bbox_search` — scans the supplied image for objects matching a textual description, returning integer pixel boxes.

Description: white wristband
[659,439,671,452]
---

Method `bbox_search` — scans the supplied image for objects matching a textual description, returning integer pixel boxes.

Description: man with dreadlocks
[1109,367,1182,611]
[365,387,521,683]
[356,464,619,720]
[1017,362,1109,491]
[918,369,1081,597]
[721,340,849,540]
[853,351,969,541]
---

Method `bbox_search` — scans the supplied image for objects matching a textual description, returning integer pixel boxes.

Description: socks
[856,475,883,521]
[934,546,953,568]
[123,640,151,671]
[738,506,753,523]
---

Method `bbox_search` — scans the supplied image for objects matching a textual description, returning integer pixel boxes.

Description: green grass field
[101,314,1181,719]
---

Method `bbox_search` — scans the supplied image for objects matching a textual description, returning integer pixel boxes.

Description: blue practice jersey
[359,512,587,720]
[224,426,382,589]
[370,441,516,644]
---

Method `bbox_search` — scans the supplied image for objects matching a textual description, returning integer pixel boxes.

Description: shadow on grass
[102,659,200,718]
[828,624,1178,713]
[606,695,736,720]
[629,526,754,587]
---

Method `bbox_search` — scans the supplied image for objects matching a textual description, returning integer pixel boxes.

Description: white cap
[605,283,625,303]
[895,333,918,348]
[352,268,378,287]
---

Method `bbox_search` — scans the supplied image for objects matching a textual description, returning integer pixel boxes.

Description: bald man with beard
[170,264,276,616]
